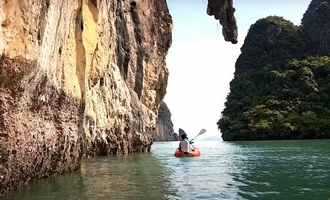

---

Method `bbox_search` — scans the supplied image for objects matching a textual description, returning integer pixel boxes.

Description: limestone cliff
[153,101,177,141]
[0,0,172,194]
[219,0,330,141]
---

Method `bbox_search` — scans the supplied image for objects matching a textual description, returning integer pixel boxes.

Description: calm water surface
[5,140,330,200]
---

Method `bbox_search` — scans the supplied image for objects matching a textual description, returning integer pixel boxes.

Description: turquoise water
[5,140,330,200]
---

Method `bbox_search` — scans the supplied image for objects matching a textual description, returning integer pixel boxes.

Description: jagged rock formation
[0,0,172,194]
[207,0,238,44]
[219,0,330,141]
[153,101,177,141]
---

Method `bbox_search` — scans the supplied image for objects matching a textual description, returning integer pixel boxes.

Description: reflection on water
[5,140,330,200]
[6,154,177,200]
[77,155,178,200]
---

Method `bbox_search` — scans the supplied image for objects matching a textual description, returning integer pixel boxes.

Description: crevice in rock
[37,0,51,46]
[134,53,144,99]
[75,5,86,101]
[45,0,50,10]
[87,0,99,22]
[90,0,97,8]
[75,0,88,156]
[130,1,144,99]
[115,1,130,80]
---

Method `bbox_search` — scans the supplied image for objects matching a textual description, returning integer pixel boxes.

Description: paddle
[189,129,207,143]
[175,129,206,155]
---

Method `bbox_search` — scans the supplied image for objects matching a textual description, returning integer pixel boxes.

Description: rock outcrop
[153,101,177,141]
[207,0,238,44]
[0,0,172,194]
[219,0,330,141]
[302,0,330,55]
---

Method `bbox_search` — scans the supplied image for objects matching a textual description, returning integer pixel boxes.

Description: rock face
[207,0,238,44]
[302,0,330,55]
[0,0,172,194]
[153,101,177,141]
[219,0,330,141]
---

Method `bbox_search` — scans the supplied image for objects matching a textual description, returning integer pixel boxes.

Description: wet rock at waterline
[219,0,330,141]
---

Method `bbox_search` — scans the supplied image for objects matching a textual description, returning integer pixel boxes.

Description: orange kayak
[175,148,201,157]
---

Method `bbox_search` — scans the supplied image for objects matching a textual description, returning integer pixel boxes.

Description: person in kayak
[178,128,194,153]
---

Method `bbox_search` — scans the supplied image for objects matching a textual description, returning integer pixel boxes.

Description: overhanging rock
[207,0,238,44]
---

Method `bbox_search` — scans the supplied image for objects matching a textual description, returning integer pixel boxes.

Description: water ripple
[4,139,330,200]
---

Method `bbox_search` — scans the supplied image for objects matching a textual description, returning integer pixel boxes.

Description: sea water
[5,140,330,200]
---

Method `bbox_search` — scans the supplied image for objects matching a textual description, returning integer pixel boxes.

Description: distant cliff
[219,0,330,141]
[153,102,178,141]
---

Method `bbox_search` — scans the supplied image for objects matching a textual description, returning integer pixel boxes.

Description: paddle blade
[197,129,207,136]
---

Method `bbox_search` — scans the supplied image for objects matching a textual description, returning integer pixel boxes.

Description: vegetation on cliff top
[220,57,330,140]
[219,0,330,140]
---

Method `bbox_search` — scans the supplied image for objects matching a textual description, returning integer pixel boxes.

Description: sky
[164,0,312,140]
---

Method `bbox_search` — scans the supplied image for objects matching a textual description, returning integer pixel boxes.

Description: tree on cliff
[219,0,330,141]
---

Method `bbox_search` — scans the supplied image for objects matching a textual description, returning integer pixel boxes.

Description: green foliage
[219,9,330,141]
[219,56,330,140]
[236,16,307,76]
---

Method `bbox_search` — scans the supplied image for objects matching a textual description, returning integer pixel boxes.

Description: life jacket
[179,139,191,153]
